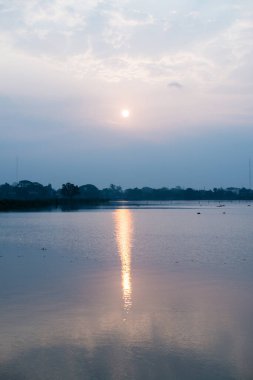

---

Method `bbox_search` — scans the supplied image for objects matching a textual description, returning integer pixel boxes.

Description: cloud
[188,11,200,18]
[102,10,154,49]
[0,1,253,129]
[168,81,183,89]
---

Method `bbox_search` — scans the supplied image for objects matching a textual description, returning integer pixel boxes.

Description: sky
[0,0,253,189]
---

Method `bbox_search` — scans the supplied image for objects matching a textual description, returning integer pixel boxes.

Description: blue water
[0,203,252,379]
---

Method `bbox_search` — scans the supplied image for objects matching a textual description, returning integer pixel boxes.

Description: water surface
[0,203,253,379]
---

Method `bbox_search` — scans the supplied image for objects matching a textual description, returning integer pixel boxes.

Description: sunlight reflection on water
[115,209,133,313]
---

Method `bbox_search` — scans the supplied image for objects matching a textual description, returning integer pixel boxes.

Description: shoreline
[0,199,251,212]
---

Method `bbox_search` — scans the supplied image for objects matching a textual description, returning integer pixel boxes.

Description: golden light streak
[115,209,133,312]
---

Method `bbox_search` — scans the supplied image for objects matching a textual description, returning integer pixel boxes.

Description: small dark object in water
[197,212,201,215]
[41,247,47,251]
[223,212,226,214]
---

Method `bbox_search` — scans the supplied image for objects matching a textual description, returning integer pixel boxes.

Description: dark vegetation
[0,180,252,210]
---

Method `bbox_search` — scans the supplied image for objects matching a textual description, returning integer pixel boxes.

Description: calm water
[0,203,253,380]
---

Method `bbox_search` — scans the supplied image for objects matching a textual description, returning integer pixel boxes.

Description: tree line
[0,180,253,204]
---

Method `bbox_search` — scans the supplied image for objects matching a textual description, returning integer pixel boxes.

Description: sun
[121,109,130,118]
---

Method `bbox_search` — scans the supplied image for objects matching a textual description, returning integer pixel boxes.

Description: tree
[79,184,100,200]
[61,183,79,198]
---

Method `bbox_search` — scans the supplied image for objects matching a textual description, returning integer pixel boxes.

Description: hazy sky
[1,0,253,188]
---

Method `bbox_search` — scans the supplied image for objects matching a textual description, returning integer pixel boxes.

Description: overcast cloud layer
[0,0,253,188]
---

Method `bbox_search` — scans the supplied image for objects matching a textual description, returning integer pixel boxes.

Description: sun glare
[121,109,130,118]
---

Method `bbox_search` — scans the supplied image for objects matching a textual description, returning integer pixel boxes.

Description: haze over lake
[0,203,253,380]
[1,1,253,379]
[1,1,253,188]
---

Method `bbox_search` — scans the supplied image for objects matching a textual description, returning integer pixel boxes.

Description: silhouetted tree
[102,184,123,200]
[61,183,79,198]
[79,184,101,200]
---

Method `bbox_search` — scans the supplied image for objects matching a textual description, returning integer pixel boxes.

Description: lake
[0,202,253,380]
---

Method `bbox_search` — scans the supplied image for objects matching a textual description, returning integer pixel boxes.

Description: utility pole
[15,156,19,184]
[249,158,252,190]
